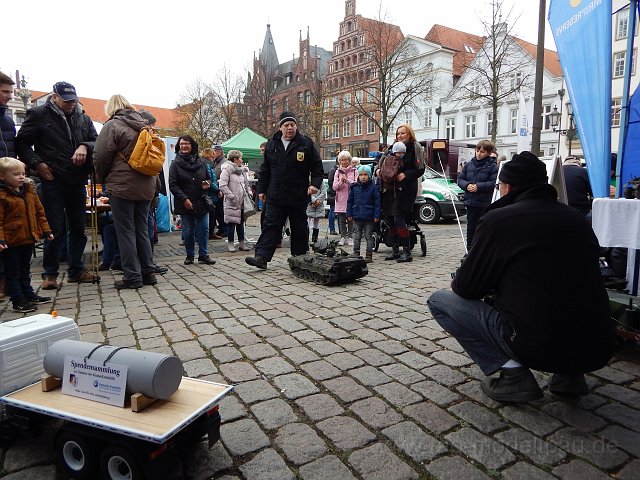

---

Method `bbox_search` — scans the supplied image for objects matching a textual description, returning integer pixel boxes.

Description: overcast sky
[3,0,554,109]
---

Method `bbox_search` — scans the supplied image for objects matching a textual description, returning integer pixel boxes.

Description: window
[617,8,630,40]
[333,96,339,111]
[469,81,481,98]
[343,116,351,137]
[612,98,622,127]
[355,114,362,135]
[323,122,330,139]
[424,108,432,128]
[343,93,351,107]
[284,96,289,111]
[297,92,303,106]
[286,75,291,85]
[355,90,363,104]
[367,113,376,134]
[613,49,637,78]
[303,50,308,70]
[487,112,496,136]
[542,104,552,130]
[405,110,413,126]
[445,118,455,139]
[464,114,476,138]
[368,87,376,102]
[332,119,339,138]
[464,44,475,53]
[305,90,312,106]
[510,108,518,134]
[548,146,556,156]
[323,98,329,110]
[271,102,277,118]
[509,72,522,91]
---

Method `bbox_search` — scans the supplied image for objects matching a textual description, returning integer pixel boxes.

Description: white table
[592,198,640,295]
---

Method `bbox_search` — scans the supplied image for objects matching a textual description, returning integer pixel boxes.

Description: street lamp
[550,99,577,156]
[435,104,442,138]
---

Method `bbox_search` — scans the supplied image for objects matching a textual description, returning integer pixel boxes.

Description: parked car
[415,166,466,224]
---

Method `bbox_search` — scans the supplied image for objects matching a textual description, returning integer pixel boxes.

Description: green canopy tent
[221,128,267,174]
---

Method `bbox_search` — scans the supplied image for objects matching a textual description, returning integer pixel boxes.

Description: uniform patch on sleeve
[296,152,305,162]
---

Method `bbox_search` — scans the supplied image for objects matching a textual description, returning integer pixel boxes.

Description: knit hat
[358,165,371,177]
[392,141,406,154]
[279,111,297,127]
[498,151,548,187]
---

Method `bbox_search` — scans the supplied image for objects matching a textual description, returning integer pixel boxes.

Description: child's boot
[365,252,373,263]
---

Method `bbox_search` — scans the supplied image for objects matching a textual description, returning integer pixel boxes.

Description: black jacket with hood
[15,98,97,185]
[0,105,16,157]
[168,136,211,216]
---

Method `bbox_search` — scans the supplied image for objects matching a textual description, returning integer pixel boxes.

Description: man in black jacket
[427,151,615,403]
[16,81,98,289]
[0,71,17,298]
[246,111,323,269]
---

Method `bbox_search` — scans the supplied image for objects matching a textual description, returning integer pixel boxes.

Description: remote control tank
[288,239,368,285]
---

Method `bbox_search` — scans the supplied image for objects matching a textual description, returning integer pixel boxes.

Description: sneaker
[338,237,346,246]
[26,294,51,304]
[481,366,543,403]
[97,263,110,271]
[238,242,251,251]
[198,255,216,265]
[68,270,98,283]
[245,255,267,269]
[142,274,158,286]
[13,300,37,313]
[153,265,168,275]
[347,238,354,246]
[184,257,194,265]
[41,275,59,290]
[228,243,237,252]
[114,279,143,290]
[548,373,589,396]
[329,230,338,235]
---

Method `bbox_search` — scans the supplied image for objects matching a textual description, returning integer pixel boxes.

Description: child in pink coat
[332,150,358,246]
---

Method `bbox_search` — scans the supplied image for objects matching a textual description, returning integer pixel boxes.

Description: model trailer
[0,315,233,480]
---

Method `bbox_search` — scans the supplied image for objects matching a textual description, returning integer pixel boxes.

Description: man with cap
[16,81,98,289]
[246,111,323,269]
[427,151,615,403]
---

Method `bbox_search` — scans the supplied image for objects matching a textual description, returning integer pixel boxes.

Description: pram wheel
[420,233,427,256]
[372,231,381,252]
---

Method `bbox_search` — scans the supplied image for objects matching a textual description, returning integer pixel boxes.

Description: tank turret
[288,239,368,285]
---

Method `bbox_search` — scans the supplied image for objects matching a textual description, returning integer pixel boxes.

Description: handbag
[243,191,257,219]
[202,194,216,213]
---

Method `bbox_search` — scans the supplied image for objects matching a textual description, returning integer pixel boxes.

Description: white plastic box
[0,314,81,395]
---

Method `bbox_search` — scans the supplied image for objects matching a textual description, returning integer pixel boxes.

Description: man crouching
[427,151,615,402]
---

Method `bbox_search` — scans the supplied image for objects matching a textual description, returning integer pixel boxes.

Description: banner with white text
[549,0,611,198]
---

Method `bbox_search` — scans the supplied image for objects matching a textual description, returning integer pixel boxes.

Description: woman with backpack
[376,124,425,263]
[93,94,158,289]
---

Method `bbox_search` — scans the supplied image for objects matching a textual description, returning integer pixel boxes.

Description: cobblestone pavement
[0,216,639,480]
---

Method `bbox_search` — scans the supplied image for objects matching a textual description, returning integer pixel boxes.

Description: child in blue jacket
[346,165,381,262]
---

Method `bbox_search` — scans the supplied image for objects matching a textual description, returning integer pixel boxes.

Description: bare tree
[175,79,217,147]
[241,66,279,139]
[209,64,243,142]
[294,78,329,148]
[346,9,436,143]
[451,0,530,142]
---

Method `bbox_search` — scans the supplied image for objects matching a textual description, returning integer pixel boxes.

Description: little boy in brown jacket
[0,157,53,312]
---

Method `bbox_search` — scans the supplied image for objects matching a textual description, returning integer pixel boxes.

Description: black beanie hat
[279,111,297,127]
[498,151,548,187]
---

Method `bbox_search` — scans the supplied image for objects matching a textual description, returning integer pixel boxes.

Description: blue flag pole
[616,0,638,198]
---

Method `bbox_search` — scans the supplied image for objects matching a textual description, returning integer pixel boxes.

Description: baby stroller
[372,205,427,256]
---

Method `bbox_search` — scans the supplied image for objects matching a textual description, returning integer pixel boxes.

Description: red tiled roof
[27,90,178,130]
[425,24,484,77]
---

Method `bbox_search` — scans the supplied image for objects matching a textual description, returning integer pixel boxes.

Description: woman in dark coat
[377,124,425,262]
[168,135,215,265]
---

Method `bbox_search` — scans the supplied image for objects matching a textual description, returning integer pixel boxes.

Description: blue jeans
[101,223,120,266]
[3,245,34,303]
[40,180,87,278]
[427,290,517,375]
[328,205,336,231]
[182,213,209,258]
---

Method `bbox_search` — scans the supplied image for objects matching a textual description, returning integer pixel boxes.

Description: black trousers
[255,202,308,261]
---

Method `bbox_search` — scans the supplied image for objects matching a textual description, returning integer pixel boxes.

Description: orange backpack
[125,127,165,176]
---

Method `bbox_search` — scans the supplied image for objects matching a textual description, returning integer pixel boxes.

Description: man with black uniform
[246,111,323,269]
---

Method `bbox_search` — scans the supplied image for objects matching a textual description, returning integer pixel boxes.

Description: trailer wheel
[55,431,98,479]
[101,445,142,480]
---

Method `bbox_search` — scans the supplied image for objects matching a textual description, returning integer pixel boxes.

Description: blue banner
[622,85,640,190]
[549,0,611,198]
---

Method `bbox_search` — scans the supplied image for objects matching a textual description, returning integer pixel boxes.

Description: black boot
[396,248,413,263]
[384,246,400,260]
[481,366,543,403]
[312,228,319,244]
[548,373,589,396]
